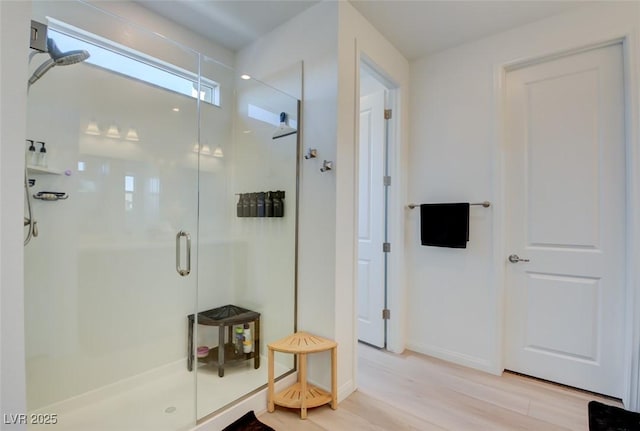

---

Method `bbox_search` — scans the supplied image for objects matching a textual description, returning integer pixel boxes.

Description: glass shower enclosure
[24,2,298,430]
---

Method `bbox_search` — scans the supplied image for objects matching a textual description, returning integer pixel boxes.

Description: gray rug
[221,411,275,431]
[589,401,640,431]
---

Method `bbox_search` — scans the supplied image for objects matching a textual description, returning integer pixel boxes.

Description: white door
[358,90,386,347]
[504,43,626,397]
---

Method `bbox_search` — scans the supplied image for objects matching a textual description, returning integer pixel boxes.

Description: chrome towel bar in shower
[407,201,491,209]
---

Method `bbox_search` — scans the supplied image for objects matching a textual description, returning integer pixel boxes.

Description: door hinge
[383,242,391,253]
[383,176,391,186]
[382,309,391,320]
[384,109,392,120]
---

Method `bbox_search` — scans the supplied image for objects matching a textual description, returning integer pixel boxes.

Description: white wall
[0,2,30,429]
[337,1,410,370]
[407,2,640,376]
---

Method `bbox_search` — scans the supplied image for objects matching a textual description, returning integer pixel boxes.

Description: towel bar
[407,201,490,209]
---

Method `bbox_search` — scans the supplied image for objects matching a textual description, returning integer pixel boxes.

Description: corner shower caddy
[27,165,63,175]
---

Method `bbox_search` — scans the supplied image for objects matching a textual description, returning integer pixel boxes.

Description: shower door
[25,2,200,430]
[194,59,299,420]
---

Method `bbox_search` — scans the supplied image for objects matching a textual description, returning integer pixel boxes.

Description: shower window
[248,103,298,128]
[47,21,220,106]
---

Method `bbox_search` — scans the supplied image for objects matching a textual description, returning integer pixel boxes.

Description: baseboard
[405,340,497,375]
[338,379,355,403]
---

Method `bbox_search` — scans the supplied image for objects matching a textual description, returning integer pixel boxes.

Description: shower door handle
[176,230,191,276]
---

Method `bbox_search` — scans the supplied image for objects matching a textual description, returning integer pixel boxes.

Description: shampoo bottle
[235,326,245,354]
[273,191,284,217]
[249,193,257,217]
[237,194,244,217]
[242,323,252,353]
[37,141,47,168]
[26,140,37,165]
[257,192,265,217]
[242,193,250,217]
[265,191,273,217]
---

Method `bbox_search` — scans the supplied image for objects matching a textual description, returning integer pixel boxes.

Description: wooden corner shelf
[273,382,332,409]
[267,331,337,419]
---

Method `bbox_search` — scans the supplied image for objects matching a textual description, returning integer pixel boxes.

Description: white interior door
[504,43,626,397]
[358,90,386,348]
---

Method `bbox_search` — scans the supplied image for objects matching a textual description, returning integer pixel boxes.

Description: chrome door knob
[508,254,530,263]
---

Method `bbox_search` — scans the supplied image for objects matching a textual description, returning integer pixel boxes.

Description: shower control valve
[304,148,318,159]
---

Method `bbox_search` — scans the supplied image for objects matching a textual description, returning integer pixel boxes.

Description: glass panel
[25,2,198,430]
[194,60,298,419]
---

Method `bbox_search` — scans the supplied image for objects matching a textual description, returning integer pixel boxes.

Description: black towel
[420,202,469,248]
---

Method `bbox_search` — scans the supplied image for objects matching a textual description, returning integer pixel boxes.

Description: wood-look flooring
[259,343,622,430]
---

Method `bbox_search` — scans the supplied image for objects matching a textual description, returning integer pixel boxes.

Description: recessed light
[172,107,180,112]
[240,74,251,80]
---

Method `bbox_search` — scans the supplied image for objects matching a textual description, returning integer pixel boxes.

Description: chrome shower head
[28,38,90,87]
[272,112,297,140]
[47,37,90,65]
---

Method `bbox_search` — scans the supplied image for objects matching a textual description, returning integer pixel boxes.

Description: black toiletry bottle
[242,193,250,217]
[265,191,273,217]
[257,192,265,217]
[273,191,283,217]
[237,194,244,217]
[249,193,257,217]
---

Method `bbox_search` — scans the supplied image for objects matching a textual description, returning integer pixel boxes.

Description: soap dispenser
[26,140,37,165]
[237,194,244,217]
[265,191,273,217]
[37,141,47,168]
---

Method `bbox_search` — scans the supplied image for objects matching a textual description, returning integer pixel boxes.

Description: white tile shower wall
[407,1,640,374]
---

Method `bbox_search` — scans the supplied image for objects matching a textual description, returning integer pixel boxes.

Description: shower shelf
[27,165,62,175]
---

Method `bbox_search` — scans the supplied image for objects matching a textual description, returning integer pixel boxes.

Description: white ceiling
[350,1,589,60]
[136,0,320,52]
[137,1,591,60]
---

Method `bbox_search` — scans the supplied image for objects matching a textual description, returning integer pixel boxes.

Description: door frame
[355,53,403,353]
[357,84,387,348]
[493,35,640,408]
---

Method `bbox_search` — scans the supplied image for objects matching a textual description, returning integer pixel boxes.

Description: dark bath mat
[221,410,275,431]
[589,400,640,431]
